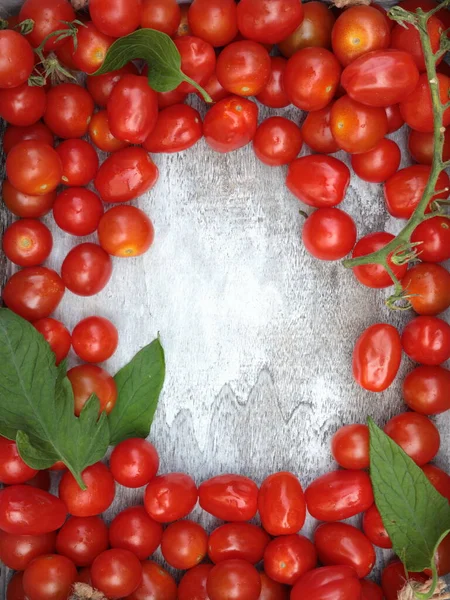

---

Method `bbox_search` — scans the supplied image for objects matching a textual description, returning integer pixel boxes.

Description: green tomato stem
[181,73,214,103]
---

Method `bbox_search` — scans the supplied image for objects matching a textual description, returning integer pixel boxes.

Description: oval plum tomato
[381,561,427,600]
[188,0,238,47]
[0,437,37,484]
[141,0,181,36]
[401,263,450,315]
[0,30,35,89]
[263,535,317,585]
[258,573,289,600]
[86,62,139,107]
[384,165,450,219]
[208,523,270,564]
[0,84,46,127]
[351,139,401,183]
[314,522,376,578]
[385,413,440,465]
[44,84,94,139]
[91,548,142,599]
[144,473,198,522]
[23,554,77,600]
[56,139,99,187]
[330,95,388,154]
[352,232,408,289]
[174,36,216,94]
[178,564,213,600]
[109,506,163,560]
[56,516,109,567]
[3,122,54,155]
[33,318,71,365]
[385,104,405,133]
[411,217,450,263]
[253,117,302,167]
[2,180,56,218]
[143,104,203,153]
[291,565,362,600]
[331,6,391,67]
[423,464,450,501]
[403,365,450,415]
[207,559,261,600]
[107,75,158,144]
[258,471,306,536]
[331,424,369,470]
[0,485,67,535]
[6,140,62,196]
[302,208,357,261]
[128,561,177,600]
[402,316,450,365]
[199,474,258,521]
[204,96,258,153]
[391,16,444,72]
[216,41,271,97]
[89,0,141,37]
[284,47,341,111]
[305,470,374,521]
[194,72,228,104]
[98,206,155,259]
[68,21,114,74]
[61,243,112,296]
[286,155,350,208]
[256,57,290,108]
[400,73,450,132]
[7,571,26,600]
[72,316,118,363]
[53,188,104,237]
[301,105,340,154]
[110,438,159,488]
[237,0,303,44]
[67,364,117,417]
[353,323,402,392]
[161,520,208,570]
[59,462,116,517]
[3,219,52,267]
[360,580,384,600]
[3,267,65,322]
[89,110,129,153]
[278,1,335,57]
[408,128,450,165]
[19,0,75,51]
[0,530,56,571]
[362,504,392,549]
[95,147,159,203]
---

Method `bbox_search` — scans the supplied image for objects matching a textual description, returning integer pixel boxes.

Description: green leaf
[108,339,165,445]
[368,417,450,572]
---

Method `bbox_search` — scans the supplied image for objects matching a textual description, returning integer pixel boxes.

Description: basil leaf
[94,29,212,102]
[368,417,450,572]
[108,339,165,445]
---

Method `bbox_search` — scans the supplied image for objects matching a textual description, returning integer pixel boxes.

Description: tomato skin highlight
[199,474,258,522]
[188,0,238,47]
[0,30,35,89]
[33,318,71,366]
[301,105,340,154]
[109,506,163,560]
[143,104,203,154]
[61,243,113,297]
[216,41,271,97]
[53,188,104,237]
[0,486,67,535]
[109,438,159,488]
[253,116,303,167]
[0,437,38,485]
[6,140,62,197]
[302,208,357,261]
[237,0,304,45]
[3,219,53,268]
[263,534,317,585]
[204,96,258,153]
[403,365,450,415]
[331,424,369,470]
[278,1,335,57]
[144,473,198,523]
[208,522,270,564]
[401,263,450,316]
[256,57,290,109]
[362,503,392,549]
[258,471,306,536]
[384,413,440,466]
[161,520,208,570]
[72,316,118,363]
[141,0,181,36]
[0,83,47,127]
[402,316,450,365]
[291,565,362,600]
[59,462,116,518]
[98,206,155,258]
[0,529,56,571]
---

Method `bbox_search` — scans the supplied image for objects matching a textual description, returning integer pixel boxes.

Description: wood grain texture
[1,0,449,594]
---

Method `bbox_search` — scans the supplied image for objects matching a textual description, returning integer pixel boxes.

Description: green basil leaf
[108,338,165,445]
[368,417,450,572]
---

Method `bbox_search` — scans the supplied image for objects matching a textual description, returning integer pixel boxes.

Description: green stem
[181,73,213,103]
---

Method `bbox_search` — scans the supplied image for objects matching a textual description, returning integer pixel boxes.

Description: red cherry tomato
[91,548,142,599]
[72,316,118,363]
[361,579,384,600]
[33,318,71,365]
[128,560,177,600]
[110,438,159,488]
[143,104,203,153]
[19,0,75,52]
[178,564,213,600]
[199,474,258,521]
[2,180,56,219]
[258,471,306,536]
[55,139,99,187]
[258,573,289,600]
[291,565,362,600]
[331,424,370,470]
[351,232,408,289]
[278,1,335,57]
[53,188,104,237]
[362,504,392,549]
[263,534,317,585]
[59,462,116,517]
[204,96,258,153]
[0,30,35,89]
[207,559,261,600]
[256,57,290,108]
[67,364,117,417]
[301,105,340,154]
[400,73,450,132]
[61,242,112,297]
[6,140,62,196]
[411,217,450,263]
[402,316,450,365]
[381,561,427,600]
[0,84,46,127]
[67,21,114,74]
[253,116,303,167]
[302,208,357,261]
[216,41,271,97]
[23,554,77,600]
[208,522,270,564]
[385,104,405,133]
[401,263,450,315]
[351,138,401,183]
[86,63,139,107]
[0,529,56,571]
[161,520,208,570]
[0,437,37,485]
[237,0,303,44]
[98,205,154,259]
[423,464,450,501]
[408,128,450,165]
[384,413,440,466]
[89,110,129,153]
[141,0,181,36]
[144,473,198,522]
[44,84,94,139]
[3,122,54,155]
[403,365,450,415]
[188,0,238,47]
[194,72,228,104]
[89,0,141,37]
[3,267,65,322]
[391,16,444,72]
[109,506,163,560]
[7,570,26,600]
[3,219,52,267]
[174,36,216,94]
[305,470,374,521]
[22,470,51,492]
[56,516,109,567]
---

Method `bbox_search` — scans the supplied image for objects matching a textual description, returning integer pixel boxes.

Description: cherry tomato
[55,139,99,187]
[400,73,450,132]
[435,533,450,576]
[253,117,302,167]
[258,471,306,536]
[141,0,181,36]
[360,580,384,600]
[174,36,216,94]
[67,364,117,417]
[291,565,362,600]
[23,554,77,600]
[53,188,104,237]
[91,548,142,599]
[216,41,271,97]
[3,122,54,155]
[286,155,350,208]
[6,571,26,600]
[2,180,56,218]
[127,560,177,600]
[403,365,450,415]
[0,84,46,127]
[381,561,427,600]
[422,464,450,501]
[408,128,450,165]
[284,47,341,111]
[302,208,357,261]
[401,263,450,315]
[3,267,65,322]
[0,437,36,485]
[143,104,203,153]
[305,470,374,521]
[33,318,71,366]
[67,21,114,74]
[89,110,129,152]
[61,242,113,296]
[204,96,258,153]
[55,37,79,71]
[384,413,440,465]
[0,30,35,89]
[95,147,159,203]
[144,473,198,522]
[98,205,155,259]
[158,87,189,108]
[258,573,289,600]
[6,140,62,196]
[109,506,163,560]
[411,217,450,263]
[278,1,335,57]
[207,559,261,600]
[362,504,392,549]
[188,0,238,47]
[402,316,450,365]
[110,438,159,488]
[263,534,317,585]
[385,104,405,133]
[22,470,51,491]
[0,485,67,535]
[89,0,141,37]
[208,522,270,564]
[86,63,139,107]
[2,219,52,267]
[194,72,228,104]
[59,462,116,517]
[199,474,258,521]
[161,520,208,570]
[391,16,444,72]
[331,424,369,470]
[237,0,303,44]
[352,232,408,289]
[72,316,118,363]
[178,564,213,600]
[351,138,401,183]
[56,516,109,567]
[301,105,340,154]
[44,84,94,139]
[19,0,75,51]
[256,57,290,108]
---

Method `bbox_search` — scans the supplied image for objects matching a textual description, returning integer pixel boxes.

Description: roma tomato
[301,105,340,154]
[44,84,94,139]
[128,560,177,600]
[258,471,306,536]
[91,549,142,599]
[351,232,408,289]
[0,437,37,485]
[33,318,71,365]
[408,129,450,165]
[2,219,52,267]
[174,36,216,94]
[411,217,450,263]
[331,424,369,470]
[263,535,317,585]
[18,0,75,51]
[72,316,118,363]
[158,87,188,108]
[391,16,444,72]
[204,96,258,153]
[423,464,450,501]
[253,117,302,167]
[67,364,117,417]
[86,63,139,107]
[23,554,77,600]
[258,573,289,600]
[53,188,104,237]
[69,21,114,74]
[0,530,56,571]
[109,506,163,560]
[207,559,261,600]
[402,316,450,365]
[208,523,270,564]
[143,104,203,153]
[0,486,67,535]
[59,463,116,518]
[56,139,99,187]
[188,0,238,47]
[351,139,401,183]
[403,365,450,415]
[89,0,141,37]
[61,243,113,296]
[2,180,56,218]
[291,565,362,600]
[199,474,258,521]
[385,104,405,133]
[278,1,335,57]
[109,438,159,488]
[284,47,341,111]
[362,504,392,549]
[381,561,427,600]
[6,140,62,196]
[141,0,181,36]
[161,520,208,570]
[95,147,159,203]
[305,470,374,521]
[400,73,450,132]
[401,263,450,315]
[237,0,304,44]
[178,564,213,600]
[3,267,65,322]
[302,208,357,261]
[286,155,350,208]
[89,110,129,153]
[56,516,109,567]
[256,57,290,108]
[384,413,440,465]
[0,84,46,127]
[144,473,198,522]
[98,206,155,258]
[216,41,271,97]
[0,30,35,89]
[353,323,402,392]
[3,122,53,155]
[361,580,384,600]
